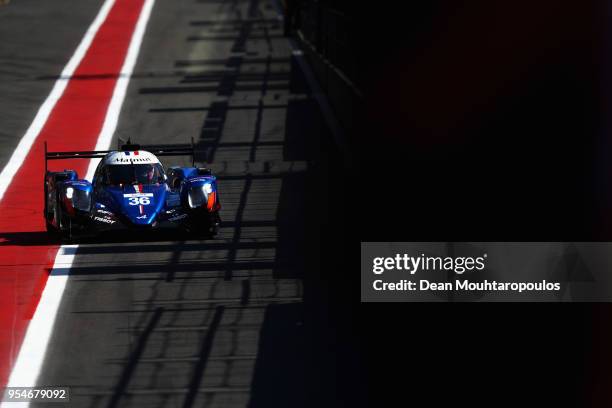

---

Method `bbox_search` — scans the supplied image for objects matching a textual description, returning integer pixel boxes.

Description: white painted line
[0,0,117,204]
[0,246,76,408]
[0,1,156,406]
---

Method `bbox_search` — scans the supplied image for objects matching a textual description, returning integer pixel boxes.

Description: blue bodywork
[45,156,220,238]
[97,184,168,225]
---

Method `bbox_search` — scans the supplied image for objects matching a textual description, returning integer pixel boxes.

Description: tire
[60,218,73,243]
[207,212,220,237]
[56,194,73,243]
[44,182,58,235]
[46,219,58,235]
[186,212,220,238]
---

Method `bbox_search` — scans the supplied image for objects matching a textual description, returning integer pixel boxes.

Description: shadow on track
[29,0,359,406]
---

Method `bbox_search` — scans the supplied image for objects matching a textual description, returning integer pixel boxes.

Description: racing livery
[44,142,221,241]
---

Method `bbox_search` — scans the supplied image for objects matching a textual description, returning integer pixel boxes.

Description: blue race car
[44,142,221,241]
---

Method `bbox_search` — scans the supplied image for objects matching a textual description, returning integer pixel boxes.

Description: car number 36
[128,197,151,205]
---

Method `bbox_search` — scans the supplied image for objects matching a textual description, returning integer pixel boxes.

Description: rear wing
[44,138,197,173]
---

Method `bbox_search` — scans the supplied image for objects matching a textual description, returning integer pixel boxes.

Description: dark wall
[296,1,612,407]
[358,1,604,241]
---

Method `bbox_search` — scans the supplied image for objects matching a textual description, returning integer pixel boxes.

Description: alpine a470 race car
[44,141,221,241]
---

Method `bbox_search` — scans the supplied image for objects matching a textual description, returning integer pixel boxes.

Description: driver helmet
[137,164,156,183]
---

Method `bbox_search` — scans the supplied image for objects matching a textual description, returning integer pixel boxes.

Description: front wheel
[60,217,73,243]
[46,219,58,235]
[209,212,220,237]
[186,211,220,238]
[56,200,73,243]
[44,182,58,235]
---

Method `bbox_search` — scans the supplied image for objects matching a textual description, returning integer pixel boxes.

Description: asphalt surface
[0,0,105,168]
[0,0,355,407]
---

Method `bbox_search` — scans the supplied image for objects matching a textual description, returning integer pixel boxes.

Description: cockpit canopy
[102,163,165,186]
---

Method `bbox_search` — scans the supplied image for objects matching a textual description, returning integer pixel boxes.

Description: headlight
[72,189,91,211]
[187,184,212,208]
[66,188,91,211]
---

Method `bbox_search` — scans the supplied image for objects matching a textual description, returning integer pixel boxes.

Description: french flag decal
[134,184,144,214]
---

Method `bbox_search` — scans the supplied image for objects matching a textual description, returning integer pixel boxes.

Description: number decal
[128,197,151,205]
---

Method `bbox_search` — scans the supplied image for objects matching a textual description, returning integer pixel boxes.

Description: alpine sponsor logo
[136,214,147,219]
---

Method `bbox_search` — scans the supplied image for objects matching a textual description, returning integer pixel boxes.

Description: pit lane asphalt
[0,0,354,407]
[0,0,105,170]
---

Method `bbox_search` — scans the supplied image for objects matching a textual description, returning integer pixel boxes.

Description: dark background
[294,1,612,406]
[7,0,612,406]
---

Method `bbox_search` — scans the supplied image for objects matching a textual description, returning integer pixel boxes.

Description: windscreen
[104,163,165,186]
